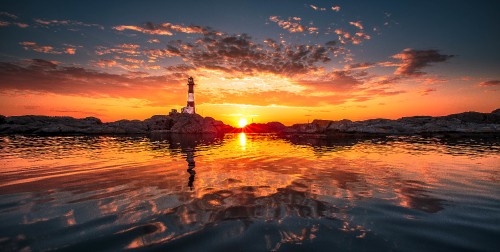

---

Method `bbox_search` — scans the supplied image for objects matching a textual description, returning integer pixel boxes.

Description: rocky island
[0,113,231,135]
[283,109,500,137]
[0,109,499,137]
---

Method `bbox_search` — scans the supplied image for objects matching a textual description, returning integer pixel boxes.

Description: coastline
[1,109,499,137]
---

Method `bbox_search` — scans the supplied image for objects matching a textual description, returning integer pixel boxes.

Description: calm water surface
[0,133,499,251]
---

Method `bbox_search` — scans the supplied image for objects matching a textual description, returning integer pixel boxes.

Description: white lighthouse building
[181,77,196,114]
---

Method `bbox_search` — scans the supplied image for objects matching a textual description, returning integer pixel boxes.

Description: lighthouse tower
[181,77,195,114]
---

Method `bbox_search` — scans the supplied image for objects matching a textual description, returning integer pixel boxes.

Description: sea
[0,133,499,251]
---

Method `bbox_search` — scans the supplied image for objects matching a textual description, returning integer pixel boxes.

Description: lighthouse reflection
[149,132,222,190]
[185,147,196,190]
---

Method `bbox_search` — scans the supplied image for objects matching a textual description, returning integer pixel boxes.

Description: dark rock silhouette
[0,109,499,135]
[0,114,230,135]
[284,109,500,136]
[232,121,286,133]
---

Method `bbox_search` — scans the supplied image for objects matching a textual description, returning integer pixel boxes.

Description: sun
[238,118,248,128]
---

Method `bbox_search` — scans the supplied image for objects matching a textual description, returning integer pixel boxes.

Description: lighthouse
[181,77,196,114]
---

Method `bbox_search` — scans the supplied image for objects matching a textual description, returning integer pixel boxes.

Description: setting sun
[238,118,248,128]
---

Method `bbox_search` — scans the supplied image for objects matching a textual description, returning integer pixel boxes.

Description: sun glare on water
[238,118,248,128]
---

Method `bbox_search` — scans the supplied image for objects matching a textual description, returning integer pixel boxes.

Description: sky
[0,0,499,126]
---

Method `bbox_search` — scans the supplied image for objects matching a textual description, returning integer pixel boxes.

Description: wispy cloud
[478,80,500,87]
[331,6,341,12]
[419,88,436,96]
[19,41,76,55]
[0,21,29,28]
[95,44,141,56]
[0,11,18,19]
[113,22,206,36]
[147,38,160,43]
[34,18,104,29]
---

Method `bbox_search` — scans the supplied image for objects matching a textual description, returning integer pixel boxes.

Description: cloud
[295,70,363,93]
[349,21,364,30]
[65,48,77,55]
[419,88,436,96]
[0,21,29,28]
[331,6,341,12]
[113,25,173,36]
[392,49,454,76]
[0,59,381,108]
[309,5,326,11]
[34,18,104,29]
[0,59,184,105]
[147,39,160,43]
[20,42,77,55]
[334,29,371,45]
[345,62,377,70]
[19,42,59,54]
[113,22,206,36]
[96,59,117,68]
[162,32,339,77]
[268,16,305,33]
[95,44,141,56]
[478,80,500,87]
[0,12,18,19]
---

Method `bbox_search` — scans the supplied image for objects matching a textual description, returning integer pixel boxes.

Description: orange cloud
[96,59,117,68]
[19,42,60,54]
[147,39,160,43]
[0,59,184,106]
[478,80,500,87]
[113,25,173,36]
[95,44,141,56]
[268,16,305,33]
[419,88,436,96]
[65,48,76,55]
[349,21,364,30]
[113,22,207,36]
[334,29,370,45]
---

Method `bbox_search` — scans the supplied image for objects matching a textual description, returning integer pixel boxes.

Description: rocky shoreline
[1,109,499,136]
[282,109,500,137]
[0,113,231,135]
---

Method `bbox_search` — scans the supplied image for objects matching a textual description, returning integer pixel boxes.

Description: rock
[327,119,354,132]
[144,115,175,131]
[239,122,286,133]
[170,114,205,133]
[284,123,319,134]
[0,115,5,124]
[285,109,500,135]
[34,124,81,134]
[109,119,148,133]
[311,120,332,133]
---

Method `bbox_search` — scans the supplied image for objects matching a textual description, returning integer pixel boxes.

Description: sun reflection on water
[239,132,247,149]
